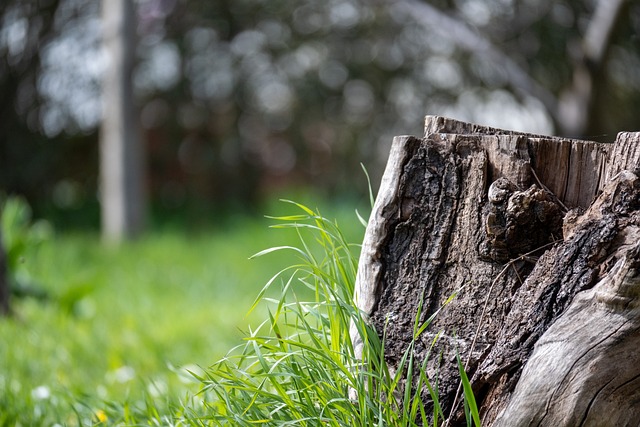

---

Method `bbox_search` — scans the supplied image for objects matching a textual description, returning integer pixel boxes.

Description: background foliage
[1,0,639,224]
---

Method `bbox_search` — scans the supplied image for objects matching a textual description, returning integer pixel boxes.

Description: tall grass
[0,211,319,425]
[184,201,461,426]
[0,197,480,425]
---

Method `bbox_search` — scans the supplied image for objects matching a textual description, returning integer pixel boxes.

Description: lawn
[0,200,366,425]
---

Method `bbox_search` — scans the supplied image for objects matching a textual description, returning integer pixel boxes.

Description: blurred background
[1,0,639,236]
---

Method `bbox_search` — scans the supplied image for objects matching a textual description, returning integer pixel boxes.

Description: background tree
[100,0,146,241]
[0,0,100,227]
[400,0,631,137]
[0,0,639,226]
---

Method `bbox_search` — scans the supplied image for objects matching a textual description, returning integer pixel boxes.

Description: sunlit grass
[0,202,365,425]
[177,201,456,426]
[1,197,478,425]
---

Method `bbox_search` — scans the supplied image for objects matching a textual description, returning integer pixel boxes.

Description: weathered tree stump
[354,116,640,426]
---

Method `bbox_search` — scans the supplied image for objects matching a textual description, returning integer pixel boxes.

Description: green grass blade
[456,352,481,427]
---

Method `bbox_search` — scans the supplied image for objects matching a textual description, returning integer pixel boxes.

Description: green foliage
[3,0,640,219]
[0,195,52,299]
[184,201,463,426]
[0,210,317,425]
[456,352,481,427]
[0,199,481,425]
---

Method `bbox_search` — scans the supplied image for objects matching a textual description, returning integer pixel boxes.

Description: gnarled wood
[354,116,640,426]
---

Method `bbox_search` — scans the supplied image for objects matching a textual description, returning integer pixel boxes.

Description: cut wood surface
[353,116,640,426]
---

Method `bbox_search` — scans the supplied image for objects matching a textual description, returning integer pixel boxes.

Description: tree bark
[100,0,146,243]
[354,115,640,426]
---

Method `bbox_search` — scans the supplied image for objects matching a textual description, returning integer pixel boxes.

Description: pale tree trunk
[100,0,145,243]
[354,116,640,426]
[398,0,629,138]
[557,0,628,137]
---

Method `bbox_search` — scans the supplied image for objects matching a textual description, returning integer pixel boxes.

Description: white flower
[31,385,51,400]
[106,366,136,384]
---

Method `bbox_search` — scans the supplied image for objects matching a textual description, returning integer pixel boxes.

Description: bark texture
[354,115,640,426]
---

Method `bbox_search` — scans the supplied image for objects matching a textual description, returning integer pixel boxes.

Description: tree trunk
[354,115,640,426]
[100,0,146,243]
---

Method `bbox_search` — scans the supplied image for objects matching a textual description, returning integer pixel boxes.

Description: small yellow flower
[95,409,107,423]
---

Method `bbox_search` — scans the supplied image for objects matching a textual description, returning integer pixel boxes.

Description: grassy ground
[0,200,366,426]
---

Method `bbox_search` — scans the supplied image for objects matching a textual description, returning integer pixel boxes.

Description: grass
[176,201,465,426]
[0,200,365,425]
[1,196,480,426]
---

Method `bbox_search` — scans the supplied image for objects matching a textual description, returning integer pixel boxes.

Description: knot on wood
[481,177,563,262]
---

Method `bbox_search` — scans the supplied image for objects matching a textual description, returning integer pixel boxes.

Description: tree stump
[354,116,640,426]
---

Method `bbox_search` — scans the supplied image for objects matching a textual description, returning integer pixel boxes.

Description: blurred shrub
[1,195,52,300]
